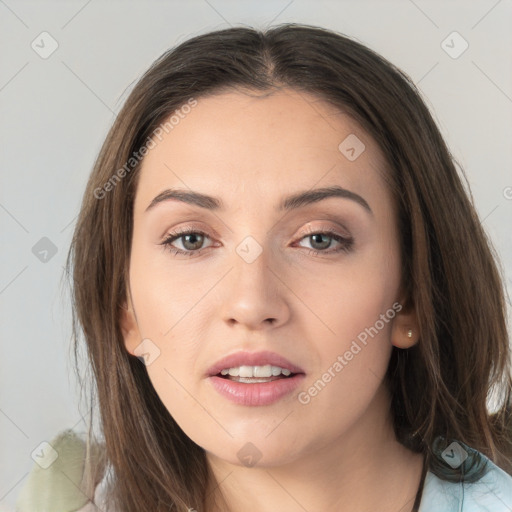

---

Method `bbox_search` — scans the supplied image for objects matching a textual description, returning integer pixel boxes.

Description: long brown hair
[67,23,512,511]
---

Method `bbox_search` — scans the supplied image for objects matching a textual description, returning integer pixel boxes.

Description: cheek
[143,354,221,451]
[127,247,209,412]
[296,247,400,346]
[294,245,399,404]
[128,239,214,342]
[302,270,395,393]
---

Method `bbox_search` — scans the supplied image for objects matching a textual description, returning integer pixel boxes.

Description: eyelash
[160,227,354,258]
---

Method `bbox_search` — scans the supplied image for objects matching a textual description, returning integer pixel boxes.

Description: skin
[121,88,424,512]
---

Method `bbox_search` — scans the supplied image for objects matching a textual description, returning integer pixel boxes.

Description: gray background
[1,0,511,509]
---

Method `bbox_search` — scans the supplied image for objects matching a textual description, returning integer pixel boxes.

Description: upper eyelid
[162,228,212,245]
[162,224,349,237]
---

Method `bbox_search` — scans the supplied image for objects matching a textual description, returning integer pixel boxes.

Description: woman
[17,23,512,512]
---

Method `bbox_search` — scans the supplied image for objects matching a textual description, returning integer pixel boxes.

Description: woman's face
[122,88,417,468]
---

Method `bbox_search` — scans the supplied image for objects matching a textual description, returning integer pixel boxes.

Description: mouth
[216,364,297,383]
[206,350,305,378]
[206,351,305,406]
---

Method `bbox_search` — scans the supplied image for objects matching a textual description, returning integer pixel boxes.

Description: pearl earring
[407,329,413,338]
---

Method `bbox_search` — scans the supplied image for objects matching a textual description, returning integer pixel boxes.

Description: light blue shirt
[418,438,512,511]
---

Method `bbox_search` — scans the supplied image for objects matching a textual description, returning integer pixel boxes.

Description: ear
[390,296,420,349]
[119,294,142,356]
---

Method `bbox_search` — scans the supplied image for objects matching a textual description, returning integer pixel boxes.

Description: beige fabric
[16,429,106,512]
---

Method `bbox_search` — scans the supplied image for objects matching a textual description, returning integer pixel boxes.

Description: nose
[220,245,291,331]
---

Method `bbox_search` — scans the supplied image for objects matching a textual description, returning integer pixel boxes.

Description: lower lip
[208,374,306,406]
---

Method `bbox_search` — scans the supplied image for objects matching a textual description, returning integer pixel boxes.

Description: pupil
[311,234,330,250]
[184,234,203,250]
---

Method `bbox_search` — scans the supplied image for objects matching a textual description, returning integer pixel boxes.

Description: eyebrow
[145,185,372,215]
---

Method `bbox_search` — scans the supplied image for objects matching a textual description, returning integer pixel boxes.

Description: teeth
[220,365,292,377]
[239,365,255,378]
[237,377,274,383]
[253,365,271,377]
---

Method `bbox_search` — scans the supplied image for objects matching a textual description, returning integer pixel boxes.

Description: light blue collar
[418,439,512,511]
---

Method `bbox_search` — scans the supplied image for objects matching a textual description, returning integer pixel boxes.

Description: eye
[296,228,354,255]
[160,227,354,258]
[160,229,214,257]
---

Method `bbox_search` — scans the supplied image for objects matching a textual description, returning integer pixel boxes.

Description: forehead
[134,88,390,214]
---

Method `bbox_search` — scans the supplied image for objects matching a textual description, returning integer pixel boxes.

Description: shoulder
[419,438,512,512]
[15,428,108,512]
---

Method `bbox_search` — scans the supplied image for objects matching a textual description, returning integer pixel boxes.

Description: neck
[204,384,425,512]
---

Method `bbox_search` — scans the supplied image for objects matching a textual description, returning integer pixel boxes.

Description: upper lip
[206,350,305,377]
